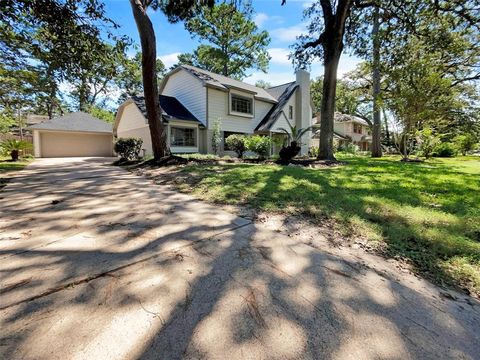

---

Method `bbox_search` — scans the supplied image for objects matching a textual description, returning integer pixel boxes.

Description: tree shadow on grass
[179,158,480,295]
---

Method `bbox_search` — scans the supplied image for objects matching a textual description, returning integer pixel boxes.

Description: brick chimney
[295,69,312,155]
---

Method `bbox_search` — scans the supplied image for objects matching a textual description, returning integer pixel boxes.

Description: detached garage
[30,112,114,158]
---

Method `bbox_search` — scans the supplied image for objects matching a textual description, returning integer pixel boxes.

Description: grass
[176,155,480,296]
[0,156,30,188]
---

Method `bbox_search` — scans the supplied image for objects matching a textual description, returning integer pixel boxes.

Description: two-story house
[114,65,312,156]
[312,112,372,151]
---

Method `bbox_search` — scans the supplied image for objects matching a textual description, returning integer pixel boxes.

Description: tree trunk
[371,4,382,157]
[11,150,19,162]
[130,0,168,160]
[318,44,341,160]
[382,108,390,143]
[78,75,88,112]
[47,70,56,119]
[316,0,353,160]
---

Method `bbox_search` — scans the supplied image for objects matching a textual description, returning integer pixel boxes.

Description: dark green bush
[114,137,143,160]
[245,135,272,160]
[225,134,247,158]
[432,142,457,157]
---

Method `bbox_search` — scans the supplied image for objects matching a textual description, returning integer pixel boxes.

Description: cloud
[254,13,284,28]
[271,23,307,43]
[158,52,181,69]
[244,71,296,87]
[254,13,269,27]
[337,55,361,77]
[305,55,361,80]
[302,0,315,8]
[268,48,293,66]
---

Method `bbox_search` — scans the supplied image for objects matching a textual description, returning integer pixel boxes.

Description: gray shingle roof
[28,112,112,133]
[180,65,278,103]
[131,95,204,127]
[312,113,370,126]
[335,112,369,125]
[265,82,295,100]
[312,129,349,140]
[255,82,298,131]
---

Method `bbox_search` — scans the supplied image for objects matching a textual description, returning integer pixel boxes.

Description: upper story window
[353,123,362,134]
[231,94,253,115]
[288,105,293,119]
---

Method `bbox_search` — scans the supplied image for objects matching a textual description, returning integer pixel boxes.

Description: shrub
[338,142,359,154]
[454,134,478,156]
[0,139,33,161]
[245,135,272,160]
[114,137,143,160]
[432,142,457,157]
[211,119,222,155]
[309,146,319,158]
[225,134,247,158]
[417,127,440,159]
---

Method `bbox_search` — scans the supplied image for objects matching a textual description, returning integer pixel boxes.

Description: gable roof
[172,65,278,103]
[265,82,296,100]
[335,112,369,125]
[312,129,349,140]
[313,112,369,126]
[255,82,298,131]
[131,95,204,126]
[28,112,112,133]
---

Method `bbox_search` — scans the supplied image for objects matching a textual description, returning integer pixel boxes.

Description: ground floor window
[170,127,196,147]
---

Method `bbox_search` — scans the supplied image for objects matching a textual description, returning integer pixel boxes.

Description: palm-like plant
[1,139,33,161]
[277,121,316,162]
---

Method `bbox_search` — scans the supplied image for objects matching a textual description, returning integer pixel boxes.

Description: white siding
[334,121,371,142]
[270,92,297,133]
[208,88,274,134]
[334,121,347,135]
[117,127,152,156]
[162,70,206,125]
[252,100,273,130]
[271,112,293,133]
[117,103,148,132]
[116,103,152,155]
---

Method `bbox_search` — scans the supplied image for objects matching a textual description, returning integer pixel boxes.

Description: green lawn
[177,155,480,296]
[0,156,30,188]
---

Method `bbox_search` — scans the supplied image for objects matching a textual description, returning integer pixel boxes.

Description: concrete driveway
[1,157,479,359]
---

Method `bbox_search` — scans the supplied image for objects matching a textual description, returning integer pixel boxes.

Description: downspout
[206,87,209,154]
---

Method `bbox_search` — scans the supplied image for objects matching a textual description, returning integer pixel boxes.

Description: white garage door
[40,131,113,157]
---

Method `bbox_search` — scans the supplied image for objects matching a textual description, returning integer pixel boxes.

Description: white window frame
[229,91,254,118]
[170,125,197,148]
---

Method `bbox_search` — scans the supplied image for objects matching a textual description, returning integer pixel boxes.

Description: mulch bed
[113,155,346,169]
[283,158,345,168]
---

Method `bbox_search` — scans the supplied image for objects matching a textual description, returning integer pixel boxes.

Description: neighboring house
[312,112,372,151]
[114,65,313,156]
[29,112,114,158]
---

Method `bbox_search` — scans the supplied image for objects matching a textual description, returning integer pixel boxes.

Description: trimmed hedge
[114,137,143,160]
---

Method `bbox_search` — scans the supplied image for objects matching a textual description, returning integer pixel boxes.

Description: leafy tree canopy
[117,51,166,103]
[255,80,272,89]
[180,2,270,79]
[1,0,129,119]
